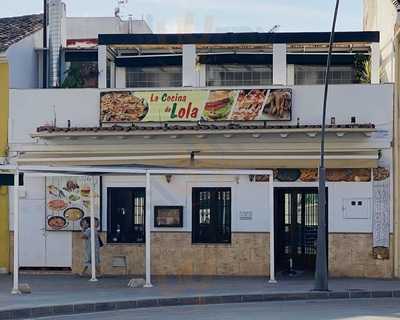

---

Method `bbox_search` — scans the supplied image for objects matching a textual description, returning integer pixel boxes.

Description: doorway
[274,187,328,273]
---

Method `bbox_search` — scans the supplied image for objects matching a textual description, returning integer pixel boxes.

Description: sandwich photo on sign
[201,90,237,121]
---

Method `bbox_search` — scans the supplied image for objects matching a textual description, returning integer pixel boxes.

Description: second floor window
[294,65,356,85]
[206,64,273,87]
[126,66,182,88]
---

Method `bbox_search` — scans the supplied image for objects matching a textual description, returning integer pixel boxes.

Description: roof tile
[0,14,43,53]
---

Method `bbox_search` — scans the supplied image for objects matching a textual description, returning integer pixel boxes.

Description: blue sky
[3,0,363,33]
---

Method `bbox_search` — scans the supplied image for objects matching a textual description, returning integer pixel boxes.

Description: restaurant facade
[4,31,396,279]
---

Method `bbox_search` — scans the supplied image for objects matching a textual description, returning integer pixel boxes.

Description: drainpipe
[393,6,400,278]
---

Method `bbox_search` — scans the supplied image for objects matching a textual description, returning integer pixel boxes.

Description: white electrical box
[343,198,371,219]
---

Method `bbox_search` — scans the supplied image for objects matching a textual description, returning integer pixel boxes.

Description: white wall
[9,89,99,144]
[363,0,397,83]
[12,174,379,234]
[6,30,42,89]
[102,175,270,233]
[65,17,152,39]
[9,84,394,145]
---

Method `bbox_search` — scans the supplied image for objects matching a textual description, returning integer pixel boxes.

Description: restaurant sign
[100,88,292,123]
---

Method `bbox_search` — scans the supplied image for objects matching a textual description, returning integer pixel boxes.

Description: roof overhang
[98,32,380,46]
[13,149,379,169]
[32,125,376,140]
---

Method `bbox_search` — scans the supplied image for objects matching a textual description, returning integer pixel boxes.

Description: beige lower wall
[9,232,394,278]
[328,233,393,278]
[72,232,270,276]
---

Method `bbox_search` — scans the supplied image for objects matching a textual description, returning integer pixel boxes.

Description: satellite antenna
[268,25,280,33]
[115,0,128,17]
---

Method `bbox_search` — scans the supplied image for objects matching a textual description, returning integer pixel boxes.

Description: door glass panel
[284,193,291,225]
[297,193,302,224]
[199,191,211,224]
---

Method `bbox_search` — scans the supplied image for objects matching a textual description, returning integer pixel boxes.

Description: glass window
[192,188,231,244]
[206,64,272,87]
[107,188,145,244]
[294,65,355,85]
[126,66,182,88]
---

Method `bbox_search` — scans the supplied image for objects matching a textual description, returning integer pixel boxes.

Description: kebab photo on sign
[230,89,267,121]
[261,89,292,121]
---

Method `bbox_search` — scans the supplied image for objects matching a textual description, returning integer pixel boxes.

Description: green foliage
[61,62,98,88]
[354,54,371,84]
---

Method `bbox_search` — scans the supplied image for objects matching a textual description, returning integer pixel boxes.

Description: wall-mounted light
[249,175,255,182]
[165,174,173,183]
[235,176,240,184]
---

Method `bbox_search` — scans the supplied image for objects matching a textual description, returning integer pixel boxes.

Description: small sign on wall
[239,211,253,221]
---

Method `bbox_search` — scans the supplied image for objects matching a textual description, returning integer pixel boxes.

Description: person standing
[80,217,101,276]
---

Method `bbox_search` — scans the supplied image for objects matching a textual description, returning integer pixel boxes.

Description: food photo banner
[46,176,100,231]
[100,88,292,123]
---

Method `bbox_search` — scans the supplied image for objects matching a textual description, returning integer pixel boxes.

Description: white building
[3,26,395,279]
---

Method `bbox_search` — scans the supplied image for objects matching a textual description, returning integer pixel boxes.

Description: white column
[98,45,107,89]
[144,171,152,287]
[268,175,276,283]
[89,176,98,282]
[116,67,126,88]
[371,42,380,84]
[110,61,116,88]
[182,44,197,87]
[273,43,287,85]
[286,64,295,86]
[11,170,20,294]
[197,64,206,87]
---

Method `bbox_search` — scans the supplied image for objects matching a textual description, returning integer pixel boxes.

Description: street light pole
[314,0,340,292]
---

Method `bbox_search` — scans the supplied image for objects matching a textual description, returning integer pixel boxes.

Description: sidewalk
[1,274,400,319]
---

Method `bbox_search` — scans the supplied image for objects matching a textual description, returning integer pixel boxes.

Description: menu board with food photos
[100,88,292,123]
[46,176,100,231]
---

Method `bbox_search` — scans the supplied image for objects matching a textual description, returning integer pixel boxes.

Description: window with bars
[107,188,145,243]
[125,66,182,88]
[192,188,231,244]
[206,64,273,87]
[294,65,356,85]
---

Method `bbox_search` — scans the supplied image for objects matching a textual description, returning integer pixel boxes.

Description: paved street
[34,299,400,320]
[2,274,400,312]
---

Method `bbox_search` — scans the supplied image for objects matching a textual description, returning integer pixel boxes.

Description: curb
[0,290,399,319]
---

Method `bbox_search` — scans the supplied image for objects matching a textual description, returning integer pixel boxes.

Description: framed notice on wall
[154,206,183,228]
[46,176,100,231]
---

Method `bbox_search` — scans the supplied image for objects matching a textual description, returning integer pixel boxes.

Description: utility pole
[43,0,47,88]
[314,0,340,292]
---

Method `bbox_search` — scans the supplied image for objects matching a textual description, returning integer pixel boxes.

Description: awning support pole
[89,176,98,282]
[144,171,152,287]
[11,169,21,294]
[268,175,276,283]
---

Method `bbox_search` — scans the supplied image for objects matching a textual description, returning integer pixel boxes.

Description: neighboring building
[0,1,151,273]
[0,13,44,274]
[5,29,395,278]
[363,0,400,278]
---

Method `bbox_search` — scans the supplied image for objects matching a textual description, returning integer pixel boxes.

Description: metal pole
[11,169,20,294]
[89,176,97,282]
[268,174,276,283]
[314,0,340,291]
[144,171,152,287]
[43,0,47,88]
